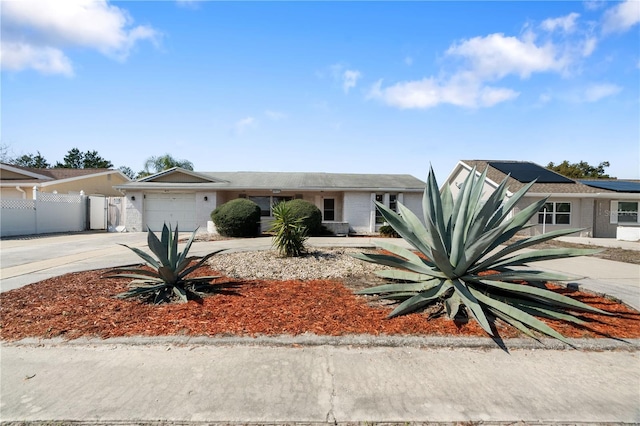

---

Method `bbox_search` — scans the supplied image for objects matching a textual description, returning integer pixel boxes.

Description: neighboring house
[0,163,130,199]
[443,160,640,241]
[578,179,640,241]
[0,163,131,237]
[113,168,426,234]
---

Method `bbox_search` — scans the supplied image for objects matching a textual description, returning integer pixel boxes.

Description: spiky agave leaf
[105,223,225,304]
[354,167,613,346]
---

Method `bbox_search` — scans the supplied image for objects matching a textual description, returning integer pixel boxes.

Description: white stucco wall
[446,167,498,200]
[123,191,143,232]
[195,191,217,232]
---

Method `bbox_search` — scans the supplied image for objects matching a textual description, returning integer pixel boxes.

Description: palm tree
[139,154,194,178]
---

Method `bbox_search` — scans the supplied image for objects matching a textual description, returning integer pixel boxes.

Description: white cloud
[584,1,607,11]
[342,69,362,93]
[583,83,622,102]
[446,33,568,79]
[369,31,565,109]
[326,64,362,93]
[602,0,640,34]
[368,74,519,109]
[265,110,287,120]
[1,0,159,75]
[0,41,73,76]
[581,37,598,57]
[176,0,201,9]
[234,117,256,134]
[370,9,624,110]
[478,86,520,107]
[538,93,552,104]
[541,13,580,33]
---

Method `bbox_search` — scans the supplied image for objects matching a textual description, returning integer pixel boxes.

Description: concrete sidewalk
[2,337,639,424]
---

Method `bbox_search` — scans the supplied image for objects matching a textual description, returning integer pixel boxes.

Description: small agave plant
[354,167,612,345]
[106,223,226,304]
[269,201,309,257]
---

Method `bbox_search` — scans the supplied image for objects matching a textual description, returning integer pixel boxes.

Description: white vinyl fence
[1,192,86,237]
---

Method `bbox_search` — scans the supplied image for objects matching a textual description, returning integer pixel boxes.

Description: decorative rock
[207,248,390,280]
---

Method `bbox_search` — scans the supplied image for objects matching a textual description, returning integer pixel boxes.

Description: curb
[4,334,640,352]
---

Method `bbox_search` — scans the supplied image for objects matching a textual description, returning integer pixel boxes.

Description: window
[538,202,571,225]
[618,202,639,223]
[375,194,384,224]
[389,194,398,212]
[375,193,400,224]
[249,196,271,217]
[611,201,639,224]
[248,195,292,217]
[272,196,292,207]
[323,198,335,221]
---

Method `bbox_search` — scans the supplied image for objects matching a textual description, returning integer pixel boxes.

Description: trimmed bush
[379,224,400,238]
[211,199,261,237]
[286,199,323,236]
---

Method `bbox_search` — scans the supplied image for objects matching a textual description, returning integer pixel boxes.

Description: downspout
[15,186,26,199]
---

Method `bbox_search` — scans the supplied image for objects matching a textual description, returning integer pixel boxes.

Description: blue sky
[2,0,639,181]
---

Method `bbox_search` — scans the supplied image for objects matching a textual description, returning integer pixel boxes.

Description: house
[0,163,130,199]
[443,160,640,241]
[113,168,426,234]
[0,163,131,237]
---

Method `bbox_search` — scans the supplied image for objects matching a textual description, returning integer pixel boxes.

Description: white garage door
[144,193,197,232]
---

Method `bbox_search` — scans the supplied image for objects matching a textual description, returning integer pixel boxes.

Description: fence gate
[89,195,107,230]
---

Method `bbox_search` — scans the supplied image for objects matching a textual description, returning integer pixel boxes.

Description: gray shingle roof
[117,169,426,191]
[461,160,616,194]
[200,172,425,190]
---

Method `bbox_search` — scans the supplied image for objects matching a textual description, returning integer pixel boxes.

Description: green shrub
[270,201,308,257]
[286,199,323,236]
[105,223,235,304]
[379,224,400,238]
[353,167,611,347]
[211,198,261,237]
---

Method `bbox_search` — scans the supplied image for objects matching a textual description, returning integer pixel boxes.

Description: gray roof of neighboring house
[460,160,616,195]
[117,169,426,192]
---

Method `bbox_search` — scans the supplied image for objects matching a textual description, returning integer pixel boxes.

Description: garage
[144,193,197,232]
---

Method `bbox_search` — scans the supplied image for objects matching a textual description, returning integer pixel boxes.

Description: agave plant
[105,223,227,304]
[269,201,309,257]
[354,167,612,345]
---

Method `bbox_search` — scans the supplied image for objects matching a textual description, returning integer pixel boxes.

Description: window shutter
[610,201,618,224]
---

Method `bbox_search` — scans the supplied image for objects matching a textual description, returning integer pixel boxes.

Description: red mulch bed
[1,266,639,341]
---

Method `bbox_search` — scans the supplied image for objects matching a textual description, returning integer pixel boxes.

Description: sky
[2,0,639,182]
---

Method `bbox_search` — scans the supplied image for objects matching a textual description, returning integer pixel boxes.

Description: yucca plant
[269,201,309,257]
[105,223,228,304]
[353,167,612,345]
